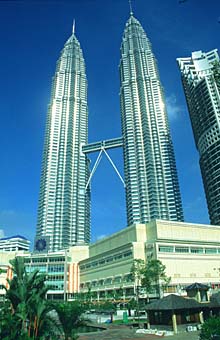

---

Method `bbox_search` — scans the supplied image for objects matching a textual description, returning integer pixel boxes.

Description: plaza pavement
[78,324,200,340]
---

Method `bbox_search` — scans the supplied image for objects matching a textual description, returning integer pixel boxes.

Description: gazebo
[185,282,209,302]
[145,294,203,333]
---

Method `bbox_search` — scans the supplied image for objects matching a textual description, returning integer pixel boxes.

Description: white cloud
[97,234,107,240]
[0,229,4,238]
[166,94,183,121]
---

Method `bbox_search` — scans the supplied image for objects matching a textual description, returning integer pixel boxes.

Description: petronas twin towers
[120,15,183,225]
[36,29,90,251]
[36,12,183,252]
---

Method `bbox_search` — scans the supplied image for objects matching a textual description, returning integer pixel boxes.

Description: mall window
[205,248,217,254]
[123,250,132,257]
[158,245,174,253]
[175,247,189,253]
[104,278,112,285]
[190,247,204,254]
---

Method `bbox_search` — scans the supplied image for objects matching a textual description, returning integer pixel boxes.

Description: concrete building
[0,235,30,252]
[19,245,89,301]
[2,221,220,302]
[177,50,220,225]
[119,13,183,225]
[79,220,220,301]
[36,25,90,252]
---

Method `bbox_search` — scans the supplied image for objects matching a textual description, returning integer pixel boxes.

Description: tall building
[119,13,183,225]
[36,27,90,251]
[177,50,220,225]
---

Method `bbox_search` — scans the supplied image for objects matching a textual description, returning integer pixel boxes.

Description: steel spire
[129,0,133,15]
[72,19,75,34]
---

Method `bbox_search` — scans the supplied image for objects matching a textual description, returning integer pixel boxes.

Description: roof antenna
[129,0,133,15]
[72,19,75,34]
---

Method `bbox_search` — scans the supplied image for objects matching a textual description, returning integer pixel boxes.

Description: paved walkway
[78,325,200,340]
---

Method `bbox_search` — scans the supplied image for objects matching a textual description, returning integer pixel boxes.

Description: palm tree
[55,301,85,340]
[1,257,60,340]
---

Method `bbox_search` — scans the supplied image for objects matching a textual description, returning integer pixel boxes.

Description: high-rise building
[119,13,183,225]
[177,50,220,225]
[36,28,90,251]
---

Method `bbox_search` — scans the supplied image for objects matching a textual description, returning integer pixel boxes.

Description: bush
[200,317,220,340]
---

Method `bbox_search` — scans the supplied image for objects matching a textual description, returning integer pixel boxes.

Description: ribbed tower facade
[177,50,220,225]
[36,30,90,251]
[120,14,183,225]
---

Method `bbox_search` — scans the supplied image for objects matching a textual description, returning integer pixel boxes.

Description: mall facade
[1,220,220,301]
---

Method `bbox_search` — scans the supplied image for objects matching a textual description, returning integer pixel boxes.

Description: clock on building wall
[34,236,50,253]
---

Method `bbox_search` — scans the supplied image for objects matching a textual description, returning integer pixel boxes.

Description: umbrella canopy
[145,294,202,311]
[185,282,209,291]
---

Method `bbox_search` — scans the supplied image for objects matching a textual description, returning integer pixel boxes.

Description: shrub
[200,317,220,340]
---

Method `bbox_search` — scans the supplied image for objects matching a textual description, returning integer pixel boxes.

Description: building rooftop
[0,235,28,241]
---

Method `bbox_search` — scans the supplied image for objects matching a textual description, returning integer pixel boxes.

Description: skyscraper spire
[129,0,133,15]
[119,14,183,225]
[72,19,75,34]
[36,28,90,252]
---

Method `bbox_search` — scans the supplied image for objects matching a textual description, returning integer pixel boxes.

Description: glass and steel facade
[177,50,220,225]
[36,31,90,251]
[120,14,183,225]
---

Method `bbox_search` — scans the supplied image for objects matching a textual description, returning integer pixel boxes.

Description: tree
[55,301,85,340]
[200,317,220,340]
[0,257,60,340]
[130,259,170,303]
[130,259,145,319]
[112,287,124,302]
[130,259,145,287]
[141,259,170,300]
[127,298,137,317]
[99,300,116,323]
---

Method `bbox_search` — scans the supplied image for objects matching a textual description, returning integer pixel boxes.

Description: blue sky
[0,0,219,244]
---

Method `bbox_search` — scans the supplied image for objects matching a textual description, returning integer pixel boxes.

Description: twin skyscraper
[36,12,187,252]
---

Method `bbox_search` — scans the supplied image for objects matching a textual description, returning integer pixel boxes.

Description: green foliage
[0,257,61,340]
[112,287,124,301]
[142,259,170,295]
[130,259,145,284]
[55,301,85,340]
[200,317,220,340]
[127,297,137,310]
[100,300,116,312]
[130,259,170,299]
[104,288,123,302]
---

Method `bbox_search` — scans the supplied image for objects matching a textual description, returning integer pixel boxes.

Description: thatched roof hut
[145,294,201,311]
[185,282,209,302]
[185,282,209,291]
[145,294,204,334]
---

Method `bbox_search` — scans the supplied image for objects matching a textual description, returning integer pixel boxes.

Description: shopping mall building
[1,220,220,301]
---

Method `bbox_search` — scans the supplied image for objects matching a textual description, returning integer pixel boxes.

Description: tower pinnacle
[72,19,75,34]
[129,0,133,15]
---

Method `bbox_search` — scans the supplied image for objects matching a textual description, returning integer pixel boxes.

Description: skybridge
[82,137,125,190]
[82,137,123,154]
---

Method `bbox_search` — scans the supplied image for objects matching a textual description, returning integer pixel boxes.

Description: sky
[0,0,219,246]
